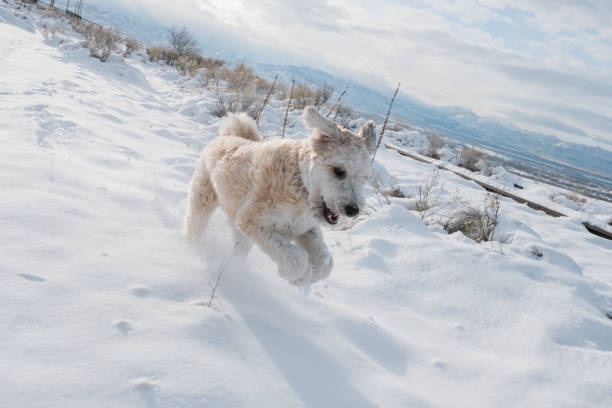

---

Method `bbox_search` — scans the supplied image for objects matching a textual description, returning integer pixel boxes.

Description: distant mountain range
[83,3,612,177]
[252,63,612,176]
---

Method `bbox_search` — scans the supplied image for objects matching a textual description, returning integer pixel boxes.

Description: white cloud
[88,0,612,150]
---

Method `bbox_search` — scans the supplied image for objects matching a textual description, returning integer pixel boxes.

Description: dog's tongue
[328,209,338,223]
[324,206,339,224]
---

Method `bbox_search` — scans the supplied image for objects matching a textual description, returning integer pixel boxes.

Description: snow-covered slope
[54,1,612,178]
[2,4,612,407]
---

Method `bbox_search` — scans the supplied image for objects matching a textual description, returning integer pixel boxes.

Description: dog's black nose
[344,204,359,217]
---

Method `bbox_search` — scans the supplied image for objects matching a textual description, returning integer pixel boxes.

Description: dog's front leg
[236,209,310,285]
[296,227,333,284]
[254,229,311,285]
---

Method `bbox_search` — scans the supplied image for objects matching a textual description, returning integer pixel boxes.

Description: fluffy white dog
[185,106,376,286]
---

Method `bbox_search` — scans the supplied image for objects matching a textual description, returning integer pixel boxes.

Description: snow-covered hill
[2,3,612,407]
[49,1,612,178]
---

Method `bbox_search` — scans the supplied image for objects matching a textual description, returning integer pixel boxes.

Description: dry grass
[72,21,120,62]
[211,89,258,118]
[368,174,391,210]
[205,242,238,308]
[326,86,349,118]
[147,46,179,64]
[424,132,444,159]
[40,21,66,38]
[147,46,224,77]
[290,82,334,110]
[93,26,120,62]
[333,104,354,128]
[292,82,317,110]
[314,83,333,108]
[458,146,485,172]
[367,173,407,212]
[275,82,289,100]
[225,62,256,91]
[124,38,141,55]
[385,180,405,198]
[415,167,441,220]
[444,193,501,242]
[481,162,495,177]
[41,6,65,19]
[564,190,587,205]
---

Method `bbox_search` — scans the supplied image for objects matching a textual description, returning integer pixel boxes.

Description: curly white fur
[185,107,376,286]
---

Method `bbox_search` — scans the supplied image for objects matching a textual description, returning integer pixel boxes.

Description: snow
[2,3,612,407]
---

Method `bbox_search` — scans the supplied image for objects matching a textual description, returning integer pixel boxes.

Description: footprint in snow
[17,273,46,282]
[131,286,152,297]
[134,378,158,408]
[114,320,133,335]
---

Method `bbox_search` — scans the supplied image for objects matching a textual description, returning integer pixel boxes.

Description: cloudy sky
[89,0,612,152]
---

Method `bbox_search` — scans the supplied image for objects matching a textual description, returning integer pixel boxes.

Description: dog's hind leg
[185,165,217,241]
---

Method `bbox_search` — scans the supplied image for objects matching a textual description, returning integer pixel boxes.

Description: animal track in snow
[114,319,133,335]
[17,273,46,282]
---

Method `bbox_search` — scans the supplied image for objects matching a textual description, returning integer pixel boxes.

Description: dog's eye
[333,167,346,179]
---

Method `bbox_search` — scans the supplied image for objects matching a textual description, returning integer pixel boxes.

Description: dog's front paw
[278,246,311,285]
[311,253,333,283]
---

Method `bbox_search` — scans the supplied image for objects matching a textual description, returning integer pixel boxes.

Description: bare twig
[207,242,238,308]
[282,78,295,138]
[416,167,441,220]
[255,73,278,125]
[326,85,349,118]
[371,83,400,163]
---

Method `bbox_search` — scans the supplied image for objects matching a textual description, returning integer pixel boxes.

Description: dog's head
[302,106,376,226]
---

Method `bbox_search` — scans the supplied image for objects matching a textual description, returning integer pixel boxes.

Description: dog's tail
[219,112,262,142]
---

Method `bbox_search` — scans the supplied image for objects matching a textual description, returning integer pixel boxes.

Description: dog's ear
[311,130,338,155]
[359,120,377,155]
[302,106,337,136]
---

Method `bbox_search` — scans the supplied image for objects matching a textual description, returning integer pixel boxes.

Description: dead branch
[371,83,400,163]
[255,73,278,125]
[282,78,295,138]
[326,85,349,118]
[207,242,239,308]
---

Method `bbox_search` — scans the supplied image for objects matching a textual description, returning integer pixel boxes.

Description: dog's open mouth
[322,201,339,225]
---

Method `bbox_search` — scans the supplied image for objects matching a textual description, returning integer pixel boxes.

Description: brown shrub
[254,77,272,94]
[210,89,258,118]
[124,38,141,55]
[415,167,441,219]
[147,46,180,65]
[314,83,333,108]
[223,62,256,91]
[42,6,65,18]
[72,21,120,62]
[424,132,444,159]
[92,26,120,62]
[564,190,587,205]
[458,146,485,172]
[167,25,199,56]
[445,193,501,242]
[334,103,354,128]
[276,82,289,100]
[293,82,317,109]
[147,46,224,79]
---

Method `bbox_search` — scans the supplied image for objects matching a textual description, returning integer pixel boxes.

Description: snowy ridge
[2,3,612,407]
[52,1,612,177]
